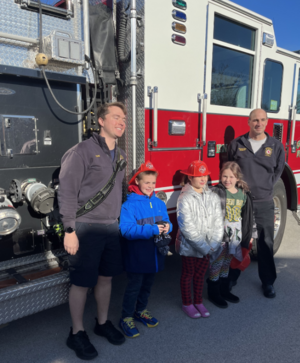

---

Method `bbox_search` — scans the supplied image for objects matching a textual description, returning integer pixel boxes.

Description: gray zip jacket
[176,184,223,258]
[58,133,126,229]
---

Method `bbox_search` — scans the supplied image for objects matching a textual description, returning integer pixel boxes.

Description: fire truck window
[211,45,253,108]
[297,71,300,114]
[214,15,255,51]
[261,60,283,113]
[21,1,70,17]
[31,0,66,7]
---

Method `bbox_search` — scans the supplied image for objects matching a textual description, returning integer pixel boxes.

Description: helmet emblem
[199,166,206,173]
[146,162,153,168]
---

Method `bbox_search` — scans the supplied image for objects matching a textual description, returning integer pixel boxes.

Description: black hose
[118,7,131,63]
[41,63,98,115]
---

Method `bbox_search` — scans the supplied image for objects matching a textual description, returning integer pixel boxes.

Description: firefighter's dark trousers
[254,200,276,285]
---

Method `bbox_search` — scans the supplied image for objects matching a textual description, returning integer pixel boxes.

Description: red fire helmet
[180,160,211,177]
[129,161,159,185]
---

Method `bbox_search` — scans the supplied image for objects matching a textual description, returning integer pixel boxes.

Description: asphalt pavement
[0,210,299,363]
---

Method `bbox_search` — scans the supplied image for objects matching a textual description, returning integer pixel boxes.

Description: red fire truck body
[139,0,300,252]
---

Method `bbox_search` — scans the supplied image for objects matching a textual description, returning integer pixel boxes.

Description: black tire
[251,178,287,259]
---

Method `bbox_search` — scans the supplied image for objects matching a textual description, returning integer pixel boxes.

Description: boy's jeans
[122,272,156,318]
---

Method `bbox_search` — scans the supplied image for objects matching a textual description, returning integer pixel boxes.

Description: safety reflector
[172,34,186,46]
[172,22,186,34]
[172,10,187,22]
[172,0,187,10]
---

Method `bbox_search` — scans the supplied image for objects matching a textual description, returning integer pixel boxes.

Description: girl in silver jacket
[176,160,223,319]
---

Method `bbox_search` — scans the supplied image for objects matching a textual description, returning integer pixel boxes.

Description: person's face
[221,169,238,190]
[136,174,157,196]
[248,109,268,137]
[188,175,208,192]
[98,106,126,139]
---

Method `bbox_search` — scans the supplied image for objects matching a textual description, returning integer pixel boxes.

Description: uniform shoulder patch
[239,148,246,151]
[265,147,273,157]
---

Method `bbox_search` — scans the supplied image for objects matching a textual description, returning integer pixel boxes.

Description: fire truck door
[288,63,300,203]
[201,2,262,176]
[146,87,201,153]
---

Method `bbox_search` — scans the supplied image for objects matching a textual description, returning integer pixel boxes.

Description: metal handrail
[153,87,158,147]
[202,93,208,146]
[0,31,38,45]
[290,105,297,146]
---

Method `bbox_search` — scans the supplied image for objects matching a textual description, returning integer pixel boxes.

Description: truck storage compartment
[0,249,70,325]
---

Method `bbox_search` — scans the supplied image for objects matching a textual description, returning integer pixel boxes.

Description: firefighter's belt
[76,148,126,218]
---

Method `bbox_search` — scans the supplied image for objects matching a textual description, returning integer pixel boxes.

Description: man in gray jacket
[228,108,285,299]
[58,102,127,360]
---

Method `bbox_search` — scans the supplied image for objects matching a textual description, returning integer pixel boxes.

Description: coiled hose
[118,6,131,63]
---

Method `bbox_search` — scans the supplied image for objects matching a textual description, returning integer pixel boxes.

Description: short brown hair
[97,102,127,121]
[136,171,158,181]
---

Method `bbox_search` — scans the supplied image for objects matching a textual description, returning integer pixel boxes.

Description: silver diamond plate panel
[0,271,70,324]
[0,249,66,272]
[0,0,83,75]
[116,0,145,188]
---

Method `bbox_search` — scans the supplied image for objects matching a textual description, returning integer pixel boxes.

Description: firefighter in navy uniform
[227,109,285,298]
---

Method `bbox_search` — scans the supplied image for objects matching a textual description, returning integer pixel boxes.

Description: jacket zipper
[150,197,159,272]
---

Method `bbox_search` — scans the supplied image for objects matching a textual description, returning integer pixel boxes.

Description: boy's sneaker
[134,309,159,327]
[66,328,98,360]
[119,317,140,338]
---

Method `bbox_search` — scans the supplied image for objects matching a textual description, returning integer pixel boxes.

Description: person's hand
[64,232,79,255]
[250,238,253,244]
[157,224,165,234]
[163,223,170,233]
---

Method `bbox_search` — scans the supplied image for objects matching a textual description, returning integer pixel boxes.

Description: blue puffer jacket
[119,192,173,273]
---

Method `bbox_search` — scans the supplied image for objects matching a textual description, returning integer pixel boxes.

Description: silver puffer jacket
[176,183,224,258]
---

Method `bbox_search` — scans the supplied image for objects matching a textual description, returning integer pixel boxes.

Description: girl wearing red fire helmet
[176,160,223,318]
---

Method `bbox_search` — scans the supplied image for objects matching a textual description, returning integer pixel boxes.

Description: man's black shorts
[68,220,123,287]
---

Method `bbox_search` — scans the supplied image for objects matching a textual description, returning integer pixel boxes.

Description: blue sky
[233,0,299,51]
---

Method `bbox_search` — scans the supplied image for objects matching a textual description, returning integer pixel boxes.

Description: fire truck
[0,0,299,325]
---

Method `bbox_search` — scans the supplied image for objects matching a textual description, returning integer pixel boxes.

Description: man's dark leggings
[229,200,276,285]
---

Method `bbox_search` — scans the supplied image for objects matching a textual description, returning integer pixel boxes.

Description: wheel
[273,178,287,254]
[251,178,287,259]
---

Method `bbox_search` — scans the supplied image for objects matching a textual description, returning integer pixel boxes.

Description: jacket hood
[126,191,156,202]
[127,184,154,197]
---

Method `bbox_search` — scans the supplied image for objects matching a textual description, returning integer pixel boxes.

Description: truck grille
[273,123,283,142]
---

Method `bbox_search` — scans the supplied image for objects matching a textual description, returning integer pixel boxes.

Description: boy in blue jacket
[119,161,172,338]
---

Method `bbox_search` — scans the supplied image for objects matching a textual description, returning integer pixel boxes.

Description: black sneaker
[94,318,125,345]
[66,328,98,361]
